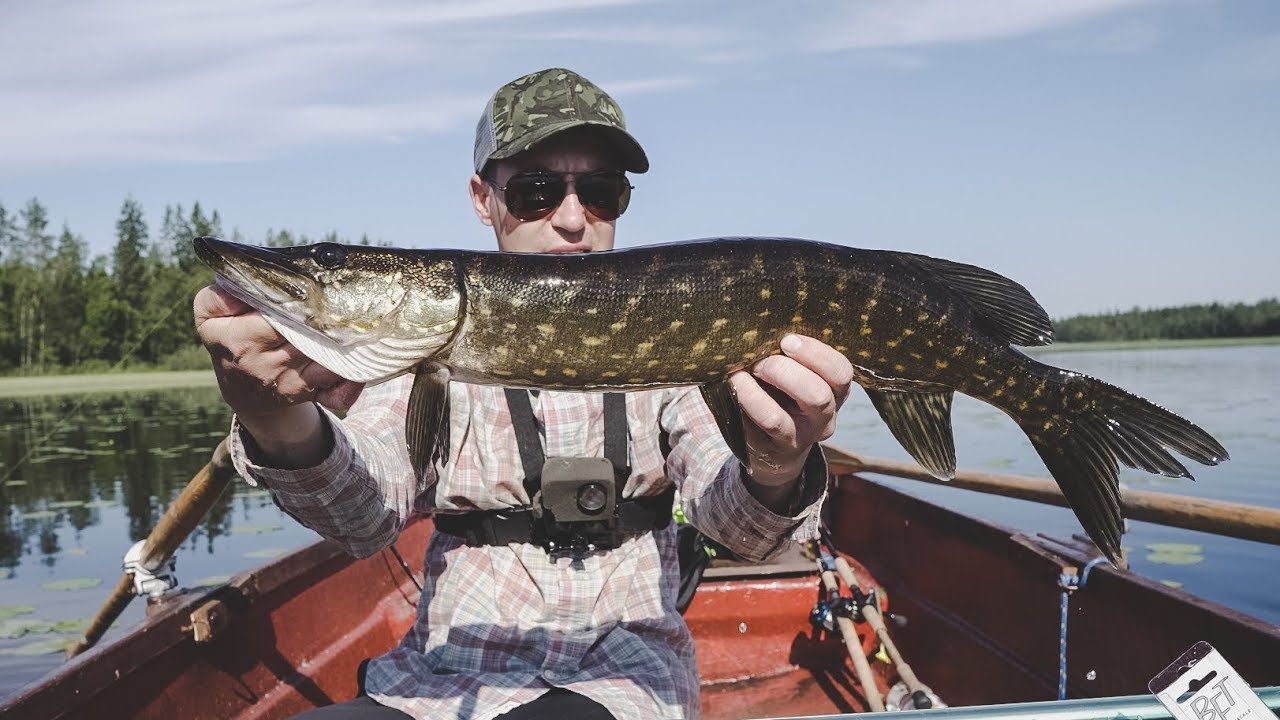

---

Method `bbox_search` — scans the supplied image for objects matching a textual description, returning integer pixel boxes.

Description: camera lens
[576,482,608,514]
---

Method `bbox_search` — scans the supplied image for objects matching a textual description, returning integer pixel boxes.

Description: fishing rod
[819,527,936,710]
[812,546,885,712]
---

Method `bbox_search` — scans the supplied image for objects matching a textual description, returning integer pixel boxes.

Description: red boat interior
[7,472,1280,720]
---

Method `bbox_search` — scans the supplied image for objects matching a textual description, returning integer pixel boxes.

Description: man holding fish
[195,68,854,719]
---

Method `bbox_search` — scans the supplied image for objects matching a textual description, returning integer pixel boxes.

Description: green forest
[0,197,375,376]
[1053,299,1280,342]
[1,195,1277,376]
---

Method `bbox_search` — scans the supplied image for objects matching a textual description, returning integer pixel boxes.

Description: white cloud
[0,0,1181,169]
[811,0,1159,51]
[0,0,663,168]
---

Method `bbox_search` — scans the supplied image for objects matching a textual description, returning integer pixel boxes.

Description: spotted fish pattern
[193,236,1229,565]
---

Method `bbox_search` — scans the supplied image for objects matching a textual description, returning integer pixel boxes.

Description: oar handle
[66,438,236,659]
[818,561,885,712]
[822,445,1280,547]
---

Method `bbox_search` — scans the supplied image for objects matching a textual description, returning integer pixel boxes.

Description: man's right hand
[194,284,364,468]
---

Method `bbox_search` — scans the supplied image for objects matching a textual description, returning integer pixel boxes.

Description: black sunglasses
[487,170,633,222]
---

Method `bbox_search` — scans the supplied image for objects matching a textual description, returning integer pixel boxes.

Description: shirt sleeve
[659,386,827,563]
[227,376,432,558]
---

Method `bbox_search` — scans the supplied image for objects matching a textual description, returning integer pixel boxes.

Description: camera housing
[540,457,618,523]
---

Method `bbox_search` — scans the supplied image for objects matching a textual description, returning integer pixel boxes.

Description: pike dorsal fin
[865,388,957,480]
[904,254,1054,347]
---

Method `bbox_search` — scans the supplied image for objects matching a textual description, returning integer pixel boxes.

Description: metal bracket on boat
[123,540,178,598]
[186,598,231,644]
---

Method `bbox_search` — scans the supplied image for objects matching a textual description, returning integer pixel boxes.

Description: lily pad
[0,619,54,638]
[51,618,90,634]
[244,548,290,559]
[1147,552,1204,566]
[229,524,283,535]
[0,605,35,620]
[193,575,232,588]
[19,510,57,520]
[0,637,76,656]
[1146,543,1203,554]
[1144,542,1204,566]
[41,577,103,592]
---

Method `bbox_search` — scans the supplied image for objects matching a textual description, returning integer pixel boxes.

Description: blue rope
[1057,557,1110,700]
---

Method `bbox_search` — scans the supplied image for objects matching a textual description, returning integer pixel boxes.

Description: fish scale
[193,235,1229,566]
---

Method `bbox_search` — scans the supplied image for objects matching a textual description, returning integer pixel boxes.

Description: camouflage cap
[473,67,649,175]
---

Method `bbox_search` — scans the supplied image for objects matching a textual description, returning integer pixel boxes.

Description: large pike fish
[193,236,1227,564]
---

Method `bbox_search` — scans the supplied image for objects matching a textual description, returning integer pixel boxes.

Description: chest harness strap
[434,391,673,553]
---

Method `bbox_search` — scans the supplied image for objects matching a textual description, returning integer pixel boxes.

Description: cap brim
[488,120,649,174]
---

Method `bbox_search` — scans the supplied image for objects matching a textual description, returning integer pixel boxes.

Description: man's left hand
[728,334,855,499]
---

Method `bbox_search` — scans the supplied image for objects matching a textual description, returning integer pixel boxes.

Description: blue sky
[2,0,1277,317]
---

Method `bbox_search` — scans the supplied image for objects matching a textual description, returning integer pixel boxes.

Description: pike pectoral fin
[406,362,451,480]
[865,388,957,480]
[700,379,749,467]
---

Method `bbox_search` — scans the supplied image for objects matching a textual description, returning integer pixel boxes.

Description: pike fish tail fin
[865,388,957,480]
[700,379,750,468]
[406,363,452,480]
[902,254,1054,347]
[1019,372,1229,569]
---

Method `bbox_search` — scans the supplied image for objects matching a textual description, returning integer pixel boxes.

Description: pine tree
[17,199,54,370]
[47,226,88,365]
[112,197,149,363]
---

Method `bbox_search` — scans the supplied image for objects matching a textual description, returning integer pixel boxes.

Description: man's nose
[549,182,587,234]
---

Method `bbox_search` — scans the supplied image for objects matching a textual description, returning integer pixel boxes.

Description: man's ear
[470,174,494,227]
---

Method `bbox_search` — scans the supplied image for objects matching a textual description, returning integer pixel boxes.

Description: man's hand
[194,284,363,467]
[728,334,854,509]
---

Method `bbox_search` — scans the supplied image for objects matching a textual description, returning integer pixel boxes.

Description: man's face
[470,130,624,253]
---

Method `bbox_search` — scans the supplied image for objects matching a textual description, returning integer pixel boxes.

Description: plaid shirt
[229,376,827,720]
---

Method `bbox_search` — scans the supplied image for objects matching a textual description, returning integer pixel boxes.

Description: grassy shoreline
[0,370,218,399]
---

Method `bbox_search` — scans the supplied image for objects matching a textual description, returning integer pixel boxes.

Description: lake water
[1,345,1278,700]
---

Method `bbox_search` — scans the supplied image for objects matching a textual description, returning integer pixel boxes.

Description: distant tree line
[0,197,377,375]
[1054,299,1280,342]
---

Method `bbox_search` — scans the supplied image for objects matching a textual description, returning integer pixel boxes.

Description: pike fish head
[193,237,462,384]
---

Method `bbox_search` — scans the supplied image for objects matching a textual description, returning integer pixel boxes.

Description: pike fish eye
[313,243,348,269]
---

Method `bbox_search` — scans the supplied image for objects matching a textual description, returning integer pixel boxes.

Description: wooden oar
[821,445,1280,547]
[816,555,885,712]
[67,438,235,658]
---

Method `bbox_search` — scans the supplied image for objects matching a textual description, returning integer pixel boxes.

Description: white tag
[1150,641,1276,720]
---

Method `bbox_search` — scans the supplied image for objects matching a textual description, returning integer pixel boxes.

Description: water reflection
[0,387,236,570]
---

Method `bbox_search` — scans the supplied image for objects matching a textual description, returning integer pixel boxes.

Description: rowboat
[3,443,1279,720]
